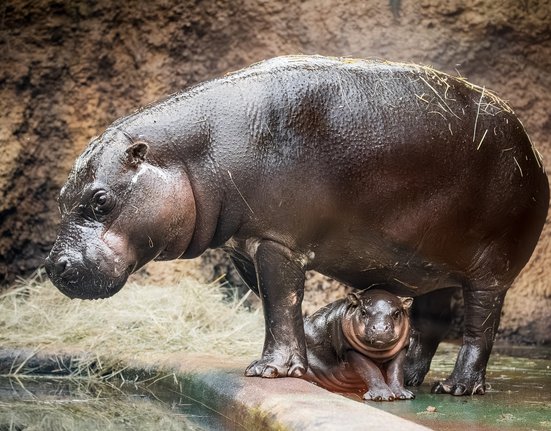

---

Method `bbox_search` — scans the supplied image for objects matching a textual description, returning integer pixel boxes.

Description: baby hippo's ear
[399,296,413,310]
[347,292,361,307]
[125,142,149,167]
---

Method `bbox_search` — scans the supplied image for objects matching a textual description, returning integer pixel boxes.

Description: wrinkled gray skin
[45,56,549,396]
[303,290,414,401]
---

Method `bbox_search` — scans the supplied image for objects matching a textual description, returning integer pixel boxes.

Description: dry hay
[0,271,264,375]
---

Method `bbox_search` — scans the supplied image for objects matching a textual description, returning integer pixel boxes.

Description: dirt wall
[1,0,550,342]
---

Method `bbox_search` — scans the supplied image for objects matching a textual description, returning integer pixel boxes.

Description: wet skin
[302,290,414,401]
[45,56,549,395]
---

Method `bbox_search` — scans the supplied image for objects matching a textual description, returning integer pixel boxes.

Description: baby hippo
[302,290,414,401]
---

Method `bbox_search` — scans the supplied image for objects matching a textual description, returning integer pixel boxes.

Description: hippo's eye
[360,308,368,317]
[91,190,113,214]
[393,310,401,319]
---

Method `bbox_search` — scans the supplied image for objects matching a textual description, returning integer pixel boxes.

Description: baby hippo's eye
[360,308,368,317]
[393,309,401,319]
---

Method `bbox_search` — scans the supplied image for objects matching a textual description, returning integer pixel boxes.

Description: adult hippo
[45,55,549,396]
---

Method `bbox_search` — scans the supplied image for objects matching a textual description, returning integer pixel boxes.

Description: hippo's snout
[371,322,391,332]
[45,250,128,300]
[364,320,399,348]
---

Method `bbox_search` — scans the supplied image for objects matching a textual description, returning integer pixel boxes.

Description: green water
[371,343,551,431]
[0,376,227,431]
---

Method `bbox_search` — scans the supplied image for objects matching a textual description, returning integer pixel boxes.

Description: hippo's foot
[404,334,434,387]
[389,385,415,400]
[404,359,431,387]
[362,385,397,402]
[245,351,306,378]
[431,376,486,396]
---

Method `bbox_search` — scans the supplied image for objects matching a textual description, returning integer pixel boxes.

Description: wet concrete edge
[0,348,432,431]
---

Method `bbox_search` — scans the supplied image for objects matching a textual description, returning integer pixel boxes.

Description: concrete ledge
[0,349,431,430]
[141,353,432,430]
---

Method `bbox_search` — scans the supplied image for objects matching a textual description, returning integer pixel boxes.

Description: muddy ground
[1,0,550,343]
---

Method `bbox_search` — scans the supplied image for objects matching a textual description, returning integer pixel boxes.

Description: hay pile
[0,271,263,367]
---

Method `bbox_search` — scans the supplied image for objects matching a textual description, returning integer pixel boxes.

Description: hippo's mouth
[47,263,131,300]
[56,282,123,300]
[362,336,400,351]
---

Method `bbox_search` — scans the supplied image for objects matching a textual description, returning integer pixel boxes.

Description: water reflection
[0,376,220,431]
[371,343,551,431]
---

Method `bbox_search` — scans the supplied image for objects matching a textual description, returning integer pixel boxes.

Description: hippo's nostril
[46,255,72,278]
[55,257,70,275]
[44,255,57,277]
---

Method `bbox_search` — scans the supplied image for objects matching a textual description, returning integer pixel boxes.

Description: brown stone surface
[1,0,549,342]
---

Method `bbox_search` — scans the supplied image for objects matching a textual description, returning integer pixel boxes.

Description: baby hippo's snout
[367,319,397,347]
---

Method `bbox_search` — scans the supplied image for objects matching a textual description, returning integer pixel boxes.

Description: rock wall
[1,0,549,342]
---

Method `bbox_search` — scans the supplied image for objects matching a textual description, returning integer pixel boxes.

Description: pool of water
[0,375,230,431]
[370,343,551,431]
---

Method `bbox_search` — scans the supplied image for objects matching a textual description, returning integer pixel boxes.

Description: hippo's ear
[346,292,361,307]
[125,142,149,167]
[399,296,413,310]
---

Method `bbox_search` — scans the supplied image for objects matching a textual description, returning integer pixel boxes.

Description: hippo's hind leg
[405,288,455,387]
[228,251,260,296]
[244,240,308,378]
[432,282,507,396]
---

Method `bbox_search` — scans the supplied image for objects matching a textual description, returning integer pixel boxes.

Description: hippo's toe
[260,365,279,378]
[244,354,306,378]
[431,379,486,396]
[288,362,306,377]
[363,386,396,402]
[390,387,416,400]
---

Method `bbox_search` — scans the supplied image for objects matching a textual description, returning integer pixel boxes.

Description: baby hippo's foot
[362,385,396,402]
[389,385,416,400]
[245,350,306,378]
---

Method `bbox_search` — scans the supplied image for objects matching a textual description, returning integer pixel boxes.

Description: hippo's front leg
[386,349,415,400]
[432,287,506,395]
[348,351,396,401]
[245,240,307,378]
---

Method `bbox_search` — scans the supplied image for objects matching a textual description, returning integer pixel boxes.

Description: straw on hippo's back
[45,56,549,396]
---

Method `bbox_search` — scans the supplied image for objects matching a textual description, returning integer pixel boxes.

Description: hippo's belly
[233,212,468,297]
[303,358,367,394]
[310,237,462,297]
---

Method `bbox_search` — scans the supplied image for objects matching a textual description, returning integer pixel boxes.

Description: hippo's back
[201,57,547,286]
[134,56,548,292]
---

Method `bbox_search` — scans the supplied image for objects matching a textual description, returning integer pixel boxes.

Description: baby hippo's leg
[348,351,395,401]
[386,349,415,400]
